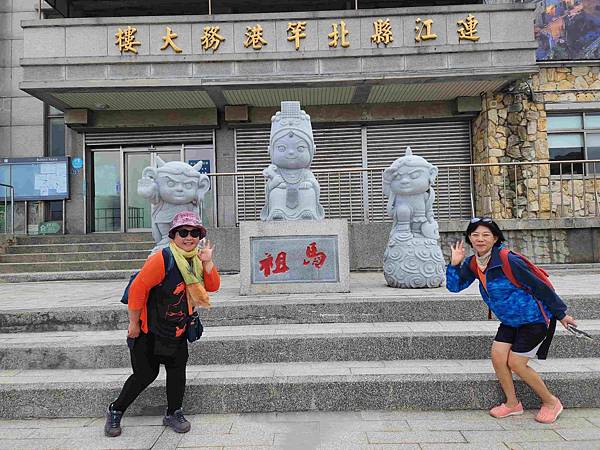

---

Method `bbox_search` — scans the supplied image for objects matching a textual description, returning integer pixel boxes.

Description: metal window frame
[547,111,600,177]
[85,128,215,231]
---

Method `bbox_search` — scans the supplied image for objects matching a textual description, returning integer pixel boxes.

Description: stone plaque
[240,219,350,295]
[251,235,339,284]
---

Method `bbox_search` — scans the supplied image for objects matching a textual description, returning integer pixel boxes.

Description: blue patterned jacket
[446,245,567,327]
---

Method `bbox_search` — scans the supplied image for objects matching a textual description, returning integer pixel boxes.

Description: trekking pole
[566,324,599,345]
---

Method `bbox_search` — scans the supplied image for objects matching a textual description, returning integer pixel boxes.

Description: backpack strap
[498,248,522,288]
[499,248,550,326]
[121,248,174,305]
[468,256,493,321]
[161,246,175,275]
[468,255,477,278]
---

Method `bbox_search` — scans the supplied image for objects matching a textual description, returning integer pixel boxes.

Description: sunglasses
[176,229,202,238]
[470,217,493,224]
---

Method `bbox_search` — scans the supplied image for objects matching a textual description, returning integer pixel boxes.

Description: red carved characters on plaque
[303,242,327,269]
[259,251,289,277]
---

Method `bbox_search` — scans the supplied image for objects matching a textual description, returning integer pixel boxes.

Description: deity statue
[260,101,325,221]
[382,147,445,288]
[138,157,210,253]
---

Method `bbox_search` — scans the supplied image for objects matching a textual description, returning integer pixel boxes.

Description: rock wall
[472,65,600,219]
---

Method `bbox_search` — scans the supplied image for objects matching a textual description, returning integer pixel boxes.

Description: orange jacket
[128,251,221,334]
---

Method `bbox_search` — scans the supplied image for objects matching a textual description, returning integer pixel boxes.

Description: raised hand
[137,177,157,198]
[199,239,214,262]
[450,240,466,266]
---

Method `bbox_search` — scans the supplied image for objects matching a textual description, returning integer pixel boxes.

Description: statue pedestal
[239,219,350,296]
[383,233,446,288]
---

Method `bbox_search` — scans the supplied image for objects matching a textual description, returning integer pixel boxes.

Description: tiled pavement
[1,408,600,449]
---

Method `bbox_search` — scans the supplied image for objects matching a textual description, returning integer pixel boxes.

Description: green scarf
[169,242,210,308]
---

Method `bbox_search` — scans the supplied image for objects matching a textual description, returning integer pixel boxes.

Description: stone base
[383,235,446,288]
[239,219,350,295]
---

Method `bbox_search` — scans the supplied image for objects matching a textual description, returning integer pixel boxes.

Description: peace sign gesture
[198,240,214,262]
[450,240,466,266]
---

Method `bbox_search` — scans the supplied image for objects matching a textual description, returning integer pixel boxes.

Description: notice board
[0,157,70,201]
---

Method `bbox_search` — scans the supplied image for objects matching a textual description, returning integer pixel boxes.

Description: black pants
[112,332,188,413]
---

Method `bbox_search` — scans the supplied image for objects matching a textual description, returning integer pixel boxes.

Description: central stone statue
[260,101,325,221]
[382,147,445,288]
[138,157,210,253]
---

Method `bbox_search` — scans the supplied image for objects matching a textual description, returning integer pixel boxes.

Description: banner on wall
[534,0,600,60]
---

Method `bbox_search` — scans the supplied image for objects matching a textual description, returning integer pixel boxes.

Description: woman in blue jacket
[447,217,576,424]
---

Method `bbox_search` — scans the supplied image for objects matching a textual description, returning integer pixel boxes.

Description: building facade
[0,0,598,237]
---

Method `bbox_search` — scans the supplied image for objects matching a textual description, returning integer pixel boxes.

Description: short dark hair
[465,218,505,247]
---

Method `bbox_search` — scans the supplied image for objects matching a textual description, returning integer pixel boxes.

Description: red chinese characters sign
[303,242,327,269]
[258,251,290,277]
[251,236,338,284]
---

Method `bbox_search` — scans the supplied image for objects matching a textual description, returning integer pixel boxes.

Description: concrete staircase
[0,233,154,282]
[0,274,599,419]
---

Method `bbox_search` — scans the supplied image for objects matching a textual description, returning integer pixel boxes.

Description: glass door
[125,149,180,231]
[184,144,216,227]
[92,151,121,232]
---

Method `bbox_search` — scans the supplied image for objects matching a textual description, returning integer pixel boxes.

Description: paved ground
[1,271,600,448]
[1,409,600,449]
[1,270,599,310]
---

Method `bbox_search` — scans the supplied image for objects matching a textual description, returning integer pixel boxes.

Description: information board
[0,157,70,201]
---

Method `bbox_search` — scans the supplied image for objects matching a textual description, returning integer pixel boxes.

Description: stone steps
[14,233,152,245]
[0,233,155,279]
[6,241,154,254]
[0,259,146,274]
[1,294,599,333]
[0,272,598,419]
[0,250,151,263]
[0,269,136,283]
[1,321,599,370]
[1,358,599,418]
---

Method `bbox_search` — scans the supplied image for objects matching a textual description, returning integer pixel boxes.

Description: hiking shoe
[163,408,191,433]
[489,402,524,418]
[536,398,563,424]
[104,404,123,437]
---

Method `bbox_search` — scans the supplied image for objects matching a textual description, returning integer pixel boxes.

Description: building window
[46,200,63,221]
[45,105,66,224]
[548,112,600,176]
[47,106,65,157]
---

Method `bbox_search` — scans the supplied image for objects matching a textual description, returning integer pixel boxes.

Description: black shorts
[494,322,548,357]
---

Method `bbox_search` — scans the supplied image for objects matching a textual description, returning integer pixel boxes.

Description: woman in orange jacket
[105,211,220,437]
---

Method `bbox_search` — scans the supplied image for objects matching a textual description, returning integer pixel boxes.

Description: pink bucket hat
[169,211,207,238]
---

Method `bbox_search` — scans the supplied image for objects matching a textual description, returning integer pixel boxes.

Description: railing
[469,159,600,220]
[0,183,15,234]
[94,207,146,231]
[209,159,600,223]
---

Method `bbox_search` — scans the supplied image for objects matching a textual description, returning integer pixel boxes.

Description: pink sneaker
[489,402,524,418]
[535,398,563,424]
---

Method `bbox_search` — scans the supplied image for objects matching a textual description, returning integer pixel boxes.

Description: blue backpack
[121,247,175,305]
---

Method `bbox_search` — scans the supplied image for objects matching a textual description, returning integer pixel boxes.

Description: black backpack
[121,247,175,305]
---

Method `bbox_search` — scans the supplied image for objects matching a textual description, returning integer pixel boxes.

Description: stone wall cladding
[438,229,569,265]
[472,65,600,220]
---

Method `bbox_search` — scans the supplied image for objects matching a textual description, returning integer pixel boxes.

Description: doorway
[124,148,180,231]
[90,143,216,232]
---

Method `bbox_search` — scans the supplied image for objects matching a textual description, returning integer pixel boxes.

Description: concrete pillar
[214,114,237,227]
[64,126,85,234]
